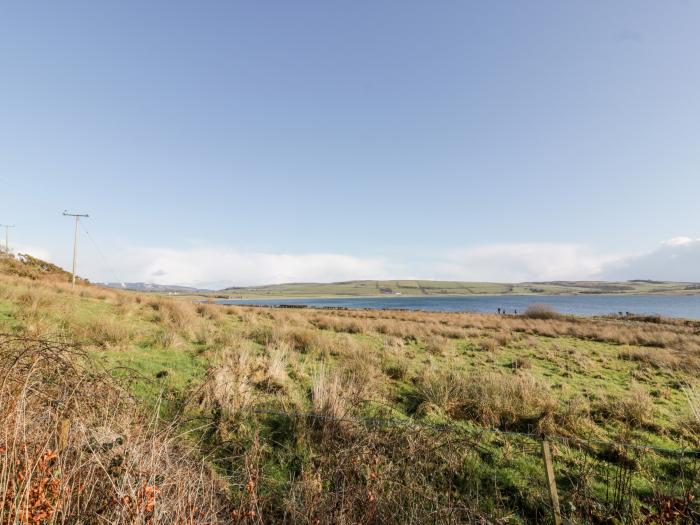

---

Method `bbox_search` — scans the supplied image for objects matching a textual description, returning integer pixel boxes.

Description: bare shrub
[0,335,229,524]
[522,304,562,320]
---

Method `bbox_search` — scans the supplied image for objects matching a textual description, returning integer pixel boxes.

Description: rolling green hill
[219,279,700,298]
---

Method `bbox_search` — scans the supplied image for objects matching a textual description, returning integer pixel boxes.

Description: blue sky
[1,1,699,286]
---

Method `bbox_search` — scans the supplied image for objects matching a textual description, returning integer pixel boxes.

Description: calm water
[217,295,700,319]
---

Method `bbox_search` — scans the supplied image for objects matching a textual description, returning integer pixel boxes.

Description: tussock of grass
[200,344,255,423]
[261,341,290,392]
[593,385,655,429]
[684,385,700,436]
[416,370,557,432]
[618,346,682,370]
[311,366,349,422]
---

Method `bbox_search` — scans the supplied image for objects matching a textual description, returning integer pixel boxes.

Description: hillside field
[2,255,700,523]
[216,279,700,298]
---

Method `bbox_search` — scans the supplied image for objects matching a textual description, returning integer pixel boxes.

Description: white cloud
[602,238,700,282]
[87,246,396,288]
[11,244,51,261]
[662,236,698,247]
[434,243,619,282]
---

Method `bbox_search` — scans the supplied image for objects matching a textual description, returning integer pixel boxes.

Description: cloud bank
[434,243,619,282]
[601,237,700,282]
[19,237,700,287]
[108,247,396,288]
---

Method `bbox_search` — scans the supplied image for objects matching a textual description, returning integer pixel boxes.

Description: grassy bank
[2,257,700,523]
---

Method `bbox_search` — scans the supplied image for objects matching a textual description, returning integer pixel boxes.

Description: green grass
[0,299,17,328]
[92,343,207,405]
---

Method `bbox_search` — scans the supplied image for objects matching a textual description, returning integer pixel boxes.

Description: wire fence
[232,406,700,524]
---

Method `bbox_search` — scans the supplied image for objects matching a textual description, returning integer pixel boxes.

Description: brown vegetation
[0,335,229,524]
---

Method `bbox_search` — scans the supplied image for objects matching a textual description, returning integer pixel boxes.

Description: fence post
[56,418,70,453]
[541,438,562,525]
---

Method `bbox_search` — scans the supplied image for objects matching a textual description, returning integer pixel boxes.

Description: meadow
[1,255,700,523]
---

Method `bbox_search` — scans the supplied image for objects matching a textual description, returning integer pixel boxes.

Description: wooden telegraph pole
[0,224,14,254]
[63,211,89,287]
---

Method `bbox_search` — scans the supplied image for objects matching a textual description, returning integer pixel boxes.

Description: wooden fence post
[56,418,70,453]
[542,438,562,525]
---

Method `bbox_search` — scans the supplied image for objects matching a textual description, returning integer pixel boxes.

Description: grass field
[2,255,700,523]
[215,279,700,298]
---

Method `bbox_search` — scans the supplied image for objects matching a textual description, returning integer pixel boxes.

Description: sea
[217,294,700,319]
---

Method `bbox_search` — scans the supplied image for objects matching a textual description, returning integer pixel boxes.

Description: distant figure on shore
[497,308,501,315]
[514,309,518,315]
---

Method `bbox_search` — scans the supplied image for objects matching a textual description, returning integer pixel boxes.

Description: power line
[79,222,123,285]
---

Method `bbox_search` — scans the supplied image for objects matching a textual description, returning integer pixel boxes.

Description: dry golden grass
[416,369,557,432]
[311,366,349,422]
[199,344,256,424]
[618,346,682,370]
[261,341,290,392]
[684,385,700,436]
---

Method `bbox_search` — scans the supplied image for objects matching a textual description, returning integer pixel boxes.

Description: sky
[1,1,699,287]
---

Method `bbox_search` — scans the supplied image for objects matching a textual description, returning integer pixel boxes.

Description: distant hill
[220,279,700,298]
[101,282,210,293]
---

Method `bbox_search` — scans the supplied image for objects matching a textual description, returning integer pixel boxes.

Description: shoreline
[211,291,700,301]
